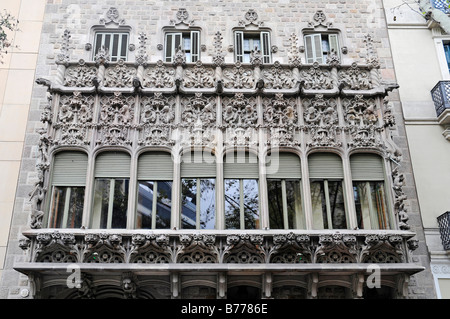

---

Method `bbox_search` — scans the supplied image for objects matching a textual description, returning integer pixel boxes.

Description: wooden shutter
[350,154,384,181]
[138,152,173,180]
[328,34,340,58]
[266,153,301,179]
[52,152,88,186]
[224,152,259,179]
[234,31,244,62]
[261,31,271,63]
[190,31,200,62]
[95,152,131,178]
[308,153,343,179]
[304,34,323,64]
[181,151,216,178]
[165,33,182,62]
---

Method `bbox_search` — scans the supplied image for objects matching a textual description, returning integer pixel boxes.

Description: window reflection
[354,181,390,230]
[137,181,172,229]
[267,179,302,229]
[311,180,346,229]
[49,186,84,228]
[224,179,259,229]
[92,178,129,229]
[181,178,216,229]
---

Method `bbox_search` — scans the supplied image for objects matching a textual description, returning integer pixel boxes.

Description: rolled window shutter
[266,153,301,179]
[224,152,259,179]
[234,31,244,62]
[181,151,216,178]
[191,31,200,62]
[138,152,173,180]
[52,152,88,186]
[350,154,384,181]
[308,153,343,179]
[95,152,131,178]
[261,31,271,63]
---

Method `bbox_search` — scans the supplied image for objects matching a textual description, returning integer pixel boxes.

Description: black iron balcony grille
[432,0,450,14]
[431,81,450,117]
[437,211,450,250]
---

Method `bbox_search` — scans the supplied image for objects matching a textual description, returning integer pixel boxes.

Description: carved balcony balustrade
[17,229,421,270]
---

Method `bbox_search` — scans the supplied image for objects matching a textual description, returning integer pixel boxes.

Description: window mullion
[281,179,289,229]
[240,179,245,229]
[107,179,115,229]
[324,180,332,229]
[61,187,71,229]
[196,178,201,229]
[152,181,158,229]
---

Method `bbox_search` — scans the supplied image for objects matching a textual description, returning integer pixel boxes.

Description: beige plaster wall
[0,0,46,282]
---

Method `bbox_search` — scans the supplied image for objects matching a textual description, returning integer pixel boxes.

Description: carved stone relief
[182,61,215,89]
[64,59,97,87]
[104,60,137,88]
[143,60,176,88]
[262,61,295,89]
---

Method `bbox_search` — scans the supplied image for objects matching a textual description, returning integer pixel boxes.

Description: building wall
[0,0,437,298]
[0,0,46,295]
[383,0,450,298]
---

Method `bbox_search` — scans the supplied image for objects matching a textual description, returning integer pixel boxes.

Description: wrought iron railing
[431,81,450,116]
[437,211,450,250]
[431,0,450,14]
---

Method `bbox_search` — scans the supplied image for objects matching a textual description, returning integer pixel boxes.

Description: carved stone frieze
[301,62,333,90]
[342,95,383,148]
[176,234,219,263]
[181,93,216,127]
[104,60,137,88]
[182,61,215,89]
[303,94,341,147]
[338,62,373,90]
[97,92,134,146]
[314,234,358,263]
[64,59,97,87]
[262,61,295,89]
[263,93,298,146]
[222,62,255,89]
[138,93,175,146]
[129,234,172,263]
[222,234,265,263]
[142,60,176,88]
[222,93,257,128]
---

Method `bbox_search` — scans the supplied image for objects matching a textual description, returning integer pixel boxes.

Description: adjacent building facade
[0,0,438,299]
[382,0,450,299]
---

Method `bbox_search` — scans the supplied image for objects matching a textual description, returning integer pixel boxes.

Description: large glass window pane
[311,180,346,229]
[49,186,84,228]
[354,181,390,230]
[225,179,241,229]
[181,179,197,229]
[200,179,216,229]
[93,178,129,229]
[137,181,172,229]
[285,180,301,229]
[327,181,346,229]
[243,179,259,229]
[268,180,283,229]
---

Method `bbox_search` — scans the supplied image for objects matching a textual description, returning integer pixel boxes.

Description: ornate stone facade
[0,1,436,299]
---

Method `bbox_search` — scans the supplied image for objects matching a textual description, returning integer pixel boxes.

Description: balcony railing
[438,211,450,250]
[431,80,450,117]
[17,229,419,266]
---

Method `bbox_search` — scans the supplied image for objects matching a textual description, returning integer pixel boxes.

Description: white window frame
[304,33,340,64]
[234,30,272,63]
[165,30,200,63]
[93,31,130,62]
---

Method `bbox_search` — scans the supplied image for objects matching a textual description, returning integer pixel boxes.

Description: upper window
[234,31,271,64]
[165,31,200,63]
[443,41,450,74]
[47,152,87,228]
[93,31,129,62]
[304,33,340,64]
